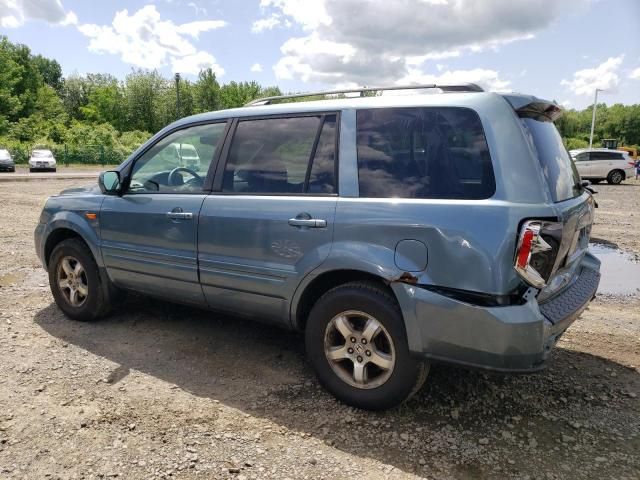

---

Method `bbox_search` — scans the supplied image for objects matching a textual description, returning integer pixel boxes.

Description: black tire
[51,168,57,173]
[29,168,34,173]
[48,238,115,321]
[305,281,429,410]
[607,170,624,184]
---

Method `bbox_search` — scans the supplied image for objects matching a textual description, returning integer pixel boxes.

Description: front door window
[128,122,227,194]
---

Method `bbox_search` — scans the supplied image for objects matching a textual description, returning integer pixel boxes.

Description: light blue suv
[35,84,600,410]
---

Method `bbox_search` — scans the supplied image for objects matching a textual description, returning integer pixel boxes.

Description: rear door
[198,113,339,324]
[590,151,615,177]
[100,121,228,306]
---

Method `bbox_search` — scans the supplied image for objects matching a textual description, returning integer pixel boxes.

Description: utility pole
[589,88,603,149]
[175,73,181,119]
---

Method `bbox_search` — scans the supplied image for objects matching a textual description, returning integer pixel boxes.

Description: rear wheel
[607,170,624,184]
[29,168,34,173]
[305,281,428,410]
[48,238,116,321]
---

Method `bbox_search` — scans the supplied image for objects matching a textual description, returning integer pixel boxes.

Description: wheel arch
[291,269,400,332]
[43,216,102,269]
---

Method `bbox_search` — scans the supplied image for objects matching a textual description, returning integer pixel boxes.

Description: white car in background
[29,149,57,172]
[569,148,634,184]
[174,143,201,171]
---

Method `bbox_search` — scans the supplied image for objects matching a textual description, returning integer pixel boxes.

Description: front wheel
[607,170,624,184]
[305,281,428,410]
[48,238,115,321]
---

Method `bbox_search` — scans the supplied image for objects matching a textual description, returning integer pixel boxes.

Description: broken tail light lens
[514,220,556,288]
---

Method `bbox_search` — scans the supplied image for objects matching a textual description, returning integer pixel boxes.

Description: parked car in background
[0,149,15,172]
[570,148,634,184]
[175,143,202,171]
[29,149,57,172]
[35,84,601,410]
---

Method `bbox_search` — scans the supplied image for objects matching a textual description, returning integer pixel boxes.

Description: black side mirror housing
[99,171,122,195]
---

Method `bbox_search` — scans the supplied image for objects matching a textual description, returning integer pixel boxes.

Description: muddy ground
[0,176,638,480]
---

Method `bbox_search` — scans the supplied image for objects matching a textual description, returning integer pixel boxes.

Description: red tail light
[514,221,554,288]
[517,229,535,269]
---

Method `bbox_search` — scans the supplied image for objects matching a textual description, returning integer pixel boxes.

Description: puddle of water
[589,243,640,295]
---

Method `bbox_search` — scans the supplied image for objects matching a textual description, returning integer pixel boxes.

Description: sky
[1,0,639,109]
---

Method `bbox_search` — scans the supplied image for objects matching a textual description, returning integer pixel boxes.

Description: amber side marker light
[85,212,97,220]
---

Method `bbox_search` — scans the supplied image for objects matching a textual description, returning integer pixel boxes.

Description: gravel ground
[0,178,638,480]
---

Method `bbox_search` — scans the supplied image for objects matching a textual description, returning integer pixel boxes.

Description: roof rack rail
[245,83,484,106]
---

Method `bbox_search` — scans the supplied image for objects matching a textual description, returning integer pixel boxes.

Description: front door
[198,113,339,324]
[100,121,228,306]
[573,152,592,178]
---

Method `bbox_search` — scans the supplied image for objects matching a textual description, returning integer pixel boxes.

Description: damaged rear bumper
[392,253,600,372]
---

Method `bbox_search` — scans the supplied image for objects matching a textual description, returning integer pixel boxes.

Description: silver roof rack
[245,83,484,106]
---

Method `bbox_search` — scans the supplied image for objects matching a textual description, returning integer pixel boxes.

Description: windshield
[521,118,580,202]
[32,150,53,158]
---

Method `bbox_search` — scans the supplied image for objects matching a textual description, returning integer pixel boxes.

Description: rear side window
[520,118,580,202]
[356,107,495,199]
[223,114,337,194]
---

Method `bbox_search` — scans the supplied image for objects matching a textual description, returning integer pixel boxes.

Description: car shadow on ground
[34,296,640,479]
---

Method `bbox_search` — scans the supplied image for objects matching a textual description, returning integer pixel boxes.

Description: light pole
[175,72,181,119]
[589,88,603,149]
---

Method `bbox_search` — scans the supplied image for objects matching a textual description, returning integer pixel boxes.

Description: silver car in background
[29,149,57,172]
[570,148,634,184]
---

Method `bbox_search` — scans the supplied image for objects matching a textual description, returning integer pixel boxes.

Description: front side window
[222,114,337,194]
[128,122,226,194]
[356,107,495,199]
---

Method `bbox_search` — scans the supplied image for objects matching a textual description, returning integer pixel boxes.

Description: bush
[564,137,589,150]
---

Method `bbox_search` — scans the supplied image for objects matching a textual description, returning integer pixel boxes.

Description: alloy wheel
[56,256,88,307]
[323,310,396,389]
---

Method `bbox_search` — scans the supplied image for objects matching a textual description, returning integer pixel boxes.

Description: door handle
[166,207,193,220]
[288,217,327,228]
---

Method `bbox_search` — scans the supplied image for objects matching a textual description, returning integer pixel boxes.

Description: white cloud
[187,2,207,16]
[0,0,77,28]
[258,0,331,30]
[252,13,282,33]
[630,67,640,80]
[259,0,588,86]
[172,51,224,76]
[77,5,226,75]
[178,20,227,38]
[398,67,512,93]
[561,55,624,95]
[250,63,263,73]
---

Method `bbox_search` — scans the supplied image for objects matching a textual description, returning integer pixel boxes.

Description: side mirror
[99,171,122,195]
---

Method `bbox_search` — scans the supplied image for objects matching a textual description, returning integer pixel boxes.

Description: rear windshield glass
[356,107,495,199]
[32,150,52,157]
[520,118,580,202]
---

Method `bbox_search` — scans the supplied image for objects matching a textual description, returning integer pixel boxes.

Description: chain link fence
[8,145,127,166]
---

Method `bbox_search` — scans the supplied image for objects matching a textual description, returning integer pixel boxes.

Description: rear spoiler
[502,94,563,122]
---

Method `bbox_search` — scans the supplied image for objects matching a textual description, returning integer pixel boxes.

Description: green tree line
[0,36,281,164]
[556,103,640,151]
[1,35,638,165]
